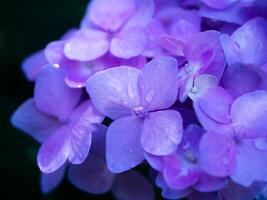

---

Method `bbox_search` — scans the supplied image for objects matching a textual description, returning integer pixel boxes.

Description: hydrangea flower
[12,67,104,173]
[64,0,155,61]
[86,57,183,173]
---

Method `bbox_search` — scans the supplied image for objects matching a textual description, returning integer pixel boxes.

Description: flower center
[133,106,148,118]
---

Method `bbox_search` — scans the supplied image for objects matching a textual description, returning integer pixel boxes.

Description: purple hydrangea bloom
[86,57,183,173]
[12,67,104,173]
[64,0,155,61]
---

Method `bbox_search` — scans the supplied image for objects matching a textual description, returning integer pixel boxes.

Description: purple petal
[222,63,261,98]
[88,0,136,31]
[159,34,184,56]
[138,57,178,111]
[220,181,266,200]
[199,132,236,177]
[112,170,154,200]
[68,154,115,194]
[11,99,60,143]
[141,110,183,155]
[110,27,148,59]
[193,173,228,192]
[144,153,164,172]
[163,153,200,190]
[34,67,81,119]
[64,29,109,61]
[198,86,233,124]
[188,74,218,101]
[231,90,267,138]
[40,165,66,193]
[123,0,155,29]
[231,17,267,66]
[231,139,267,186]
[202,0,237,9]
[37,126,69,173]
[86,66,140,120]
[106,116,144,173]
[22,51,47,81]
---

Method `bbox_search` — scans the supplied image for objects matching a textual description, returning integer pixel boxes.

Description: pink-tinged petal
[184,31,226,80]
[193,101,233,134]
[112,171,155,200]
[156,174,191,199]
[138,57,178,111]
[220,181,266,200]
[106,116,144,173]
[159,34,184,56]
[220,34,242,65]
[144,153,164,172]
[163,154,200,190]
[64,29,109,61]
[88,0,136,31]
[68,155,115,194]
[11,99,60,143]
[45,41,77,68]
[37,126,69,173]
[231,139,267,186]
[231,91,267,138]
[40,165,66,193]
[202,0,238,9]
[34,67,81,119]
[110,27,148,59]
[222,63,261,98]
[22,51,47,81]
[189,74,218,101]
[231,17,267,66]
[142,110,183,156]
[86,66,140,120]
[199,132,236,177]
[123,0,155,29]
[198,86,233,124]
[193,173,228,192]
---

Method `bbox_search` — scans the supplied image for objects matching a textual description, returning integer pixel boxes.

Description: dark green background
[0,0,116,199]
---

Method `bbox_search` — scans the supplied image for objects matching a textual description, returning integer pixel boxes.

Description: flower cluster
[11,0,267,199]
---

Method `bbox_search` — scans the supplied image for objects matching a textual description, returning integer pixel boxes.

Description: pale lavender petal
[231,17,267,66]
[163,153,200,190]
[68,154,115,194]
[198,86,233,124]
[231,91,267,138]
[41,165,66,193]
[199,132,236,177]
[141,110,183,155]
[11,99,60,143]
[64,29,109,61]
[106,116,144,173]
[220,34,242,65]
[231,139,267,186]
[112,170,154,200]
[222,63,261,98]
[37,126,69,173]
[86,66,140,120]
[34,67,81,119]
[110,27,148,59]
[88,0,136,31]
[193,173,228,192]
[138,57,178,111]
[22,51,47,81]
[188,74,218,101]
[123,0,155,29]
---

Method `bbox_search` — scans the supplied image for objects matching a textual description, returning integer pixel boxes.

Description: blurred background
[0,0,116,199]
